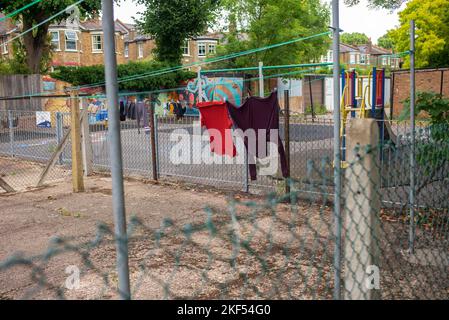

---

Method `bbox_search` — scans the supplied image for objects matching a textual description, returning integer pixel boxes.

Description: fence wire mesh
[0,108,447,300]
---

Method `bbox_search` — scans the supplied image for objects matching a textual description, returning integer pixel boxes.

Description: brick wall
[51,30,127,67]
[392,68,449,118]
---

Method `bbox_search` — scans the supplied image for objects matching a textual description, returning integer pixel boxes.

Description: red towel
[198,101,237,157]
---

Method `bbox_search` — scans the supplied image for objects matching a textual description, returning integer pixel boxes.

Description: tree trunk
[22,17,50,74]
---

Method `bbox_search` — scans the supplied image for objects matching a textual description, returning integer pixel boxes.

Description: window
[0,36,7,55]
[360,54,370,65]
[208,43,216,55]
[182,40,190,56]
[138,42,144,58]
[50,32,60,51]
[382,57,389,66]
[349,53,356,64]
[124,43,129,58]
[91,34,102,52]
[65,31,77,51]
[198,43,206,56]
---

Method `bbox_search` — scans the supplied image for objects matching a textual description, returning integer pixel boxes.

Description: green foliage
[341,32,370,46]
[388,0,449,68]
[136,0,219,65]
[377,31,395,50]
[400,91,449,171]
[305,104,328,115]
[211,0,330,70]
[344,0,407,10]
[50,61,196,92]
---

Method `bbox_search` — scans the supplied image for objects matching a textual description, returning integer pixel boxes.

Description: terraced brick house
[0,14,220,70]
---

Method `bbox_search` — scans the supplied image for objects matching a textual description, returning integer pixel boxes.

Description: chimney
[367,38,373,53]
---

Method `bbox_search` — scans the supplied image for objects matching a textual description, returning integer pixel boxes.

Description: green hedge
[50,61,196,92]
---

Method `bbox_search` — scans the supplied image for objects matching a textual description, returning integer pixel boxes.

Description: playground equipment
[340,67,397,164]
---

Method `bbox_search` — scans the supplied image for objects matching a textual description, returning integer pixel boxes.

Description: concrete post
[80,98,93,176]
[344,118,381,300]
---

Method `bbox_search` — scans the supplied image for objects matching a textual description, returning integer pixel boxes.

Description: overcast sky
[113,0,404,43]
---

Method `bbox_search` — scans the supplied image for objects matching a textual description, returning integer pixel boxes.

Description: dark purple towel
[226,92,288,181]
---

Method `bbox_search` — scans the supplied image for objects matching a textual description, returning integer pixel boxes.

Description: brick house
[321,41,401,70]
[0,13,17,60]
[0,14,219,69]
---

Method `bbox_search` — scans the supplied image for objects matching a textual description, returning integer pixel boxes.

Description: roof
[79,19,127,34]
[0,13,17,36]
[357,44,391,55]
[339,43,359,53]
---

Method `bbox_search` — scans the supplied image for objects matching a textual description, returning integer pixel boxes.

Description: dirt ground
[0,167,448,300]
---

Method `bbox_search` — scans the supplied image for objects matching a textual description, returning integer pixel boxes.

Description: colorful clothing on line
[226,92,288,181]
[198,101,237,157]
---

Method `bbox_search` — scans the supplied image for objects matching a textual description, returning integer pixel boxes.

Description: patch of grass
[56,207,82,218]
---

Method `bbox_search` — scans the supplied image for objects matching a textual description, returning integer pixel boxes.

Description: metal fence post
[243,147,249,193]
[56,112,63,165]
[409,20,416,254]
[154,113,160,179]
[332,0,342,301]
[81,98,93,176]
[284,90,291,194]
[102,0,131,300]
[259,61,264,97]
[344,118,381,300]
[149,100,158,181]
[8,110,15,157]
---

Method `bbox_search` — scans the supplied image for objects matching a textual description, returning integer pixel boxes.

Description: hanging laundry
[226,91,288,180]
[119,101,126,122]
[126,99,137,120]
[198,101,237,157]
[136,100,148,134]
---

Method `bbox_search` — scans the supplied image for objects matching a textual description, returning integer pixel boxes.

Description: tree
[389,0,449,68]
[344,0,407,10]
[0,1,102,74]
[213,0,330,70]
[136,0,219,65]
[341,32,370,46]
[377,31,395,50]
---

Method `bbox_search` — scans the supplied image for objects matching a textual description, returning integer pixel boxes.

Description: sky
[113,0,404,44]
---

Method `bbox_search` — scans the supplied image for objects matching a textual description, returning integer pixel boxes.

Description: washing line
[0,0,44,22]
[202,62,333,74]
[3,0,85,47]
[73,31,332,90]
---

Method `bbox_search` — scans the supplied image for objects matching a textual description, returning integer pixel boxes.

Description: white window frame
[198,42,206,57]
[208,43,216,55]
[50,31,60,51]
[124,43,129,58]
[138,42,144,58]
[182,40,190,56]
[91,34,103,53]
[65,31,78,52]
[0,36,8,55]
[349,52,356,64]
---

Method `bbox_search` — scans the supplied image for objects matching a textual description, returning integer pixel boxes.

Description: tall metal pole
[259,61,264,97]
[198,67,203,103]
[332,0,342,300]
[101,0,131,300]
[409,20,416,254]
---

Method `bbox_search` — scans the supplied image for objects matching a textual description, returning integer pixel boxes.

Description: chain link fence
[0,109,447,299]
[0,110,72,192]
